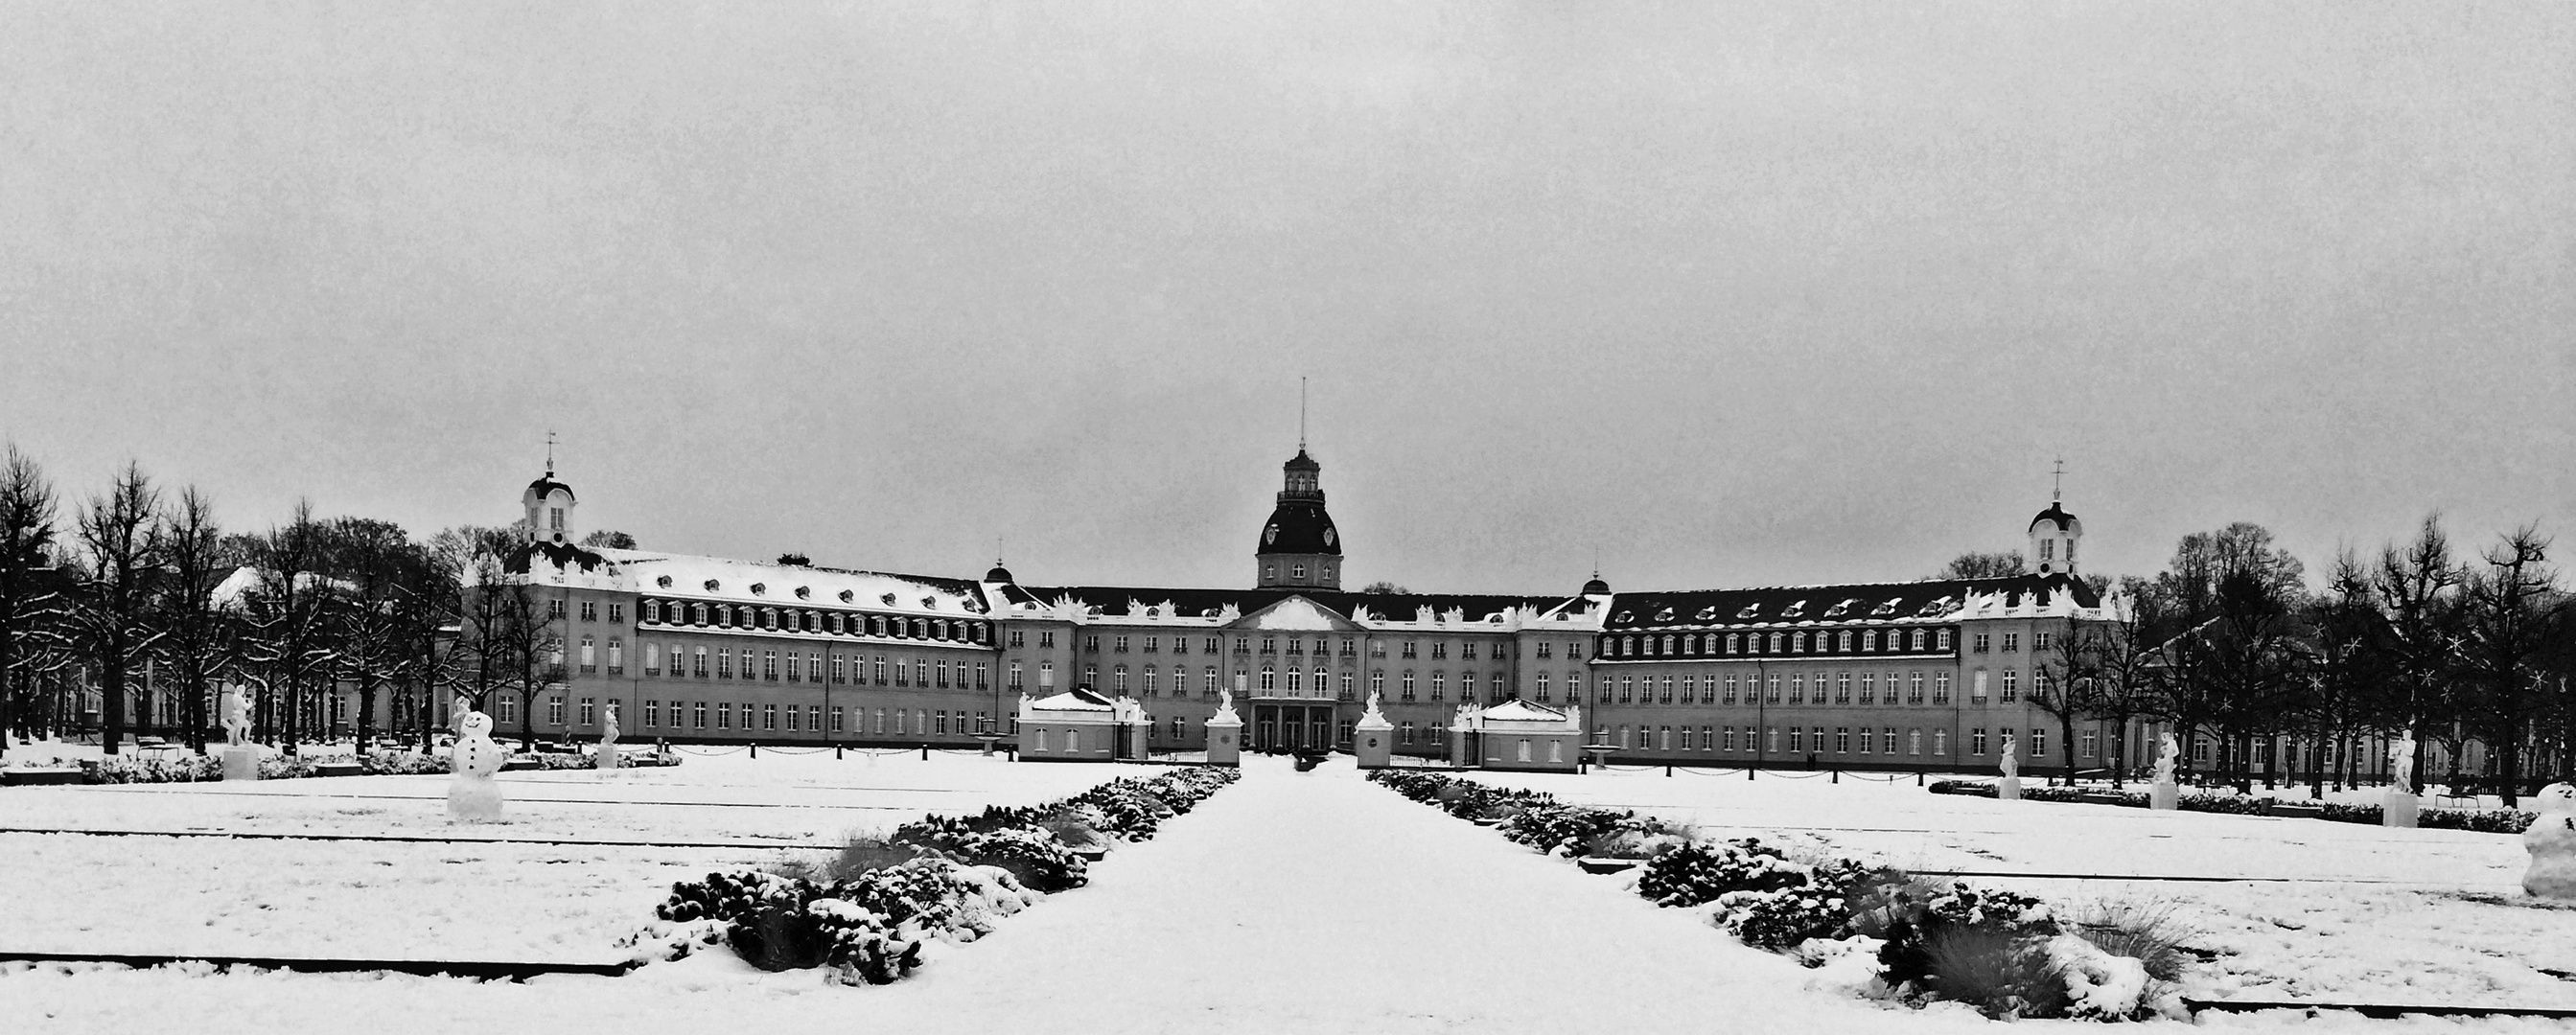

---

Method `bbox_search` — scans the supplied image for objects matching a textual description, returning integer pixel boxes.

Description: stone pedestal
[220,745,261,781]
[1204,720,1242,767]
[1354,726,1392,769]
[1997,775,2022,801]
[2149,780,2177,811]
[2383,789,2420,828]
[594,746,617,771]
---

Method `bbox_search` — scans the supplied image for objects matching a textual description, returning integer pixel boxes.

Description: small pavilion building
[1449,700,1583,772]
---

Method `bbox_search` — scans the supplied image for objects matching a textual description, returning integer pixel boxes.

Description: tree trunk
[99,654,125,755]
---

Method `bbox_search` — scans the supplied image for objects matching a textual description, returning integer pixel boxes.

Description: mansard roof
[1602,573,2100,632]
[1011,586,1591,628]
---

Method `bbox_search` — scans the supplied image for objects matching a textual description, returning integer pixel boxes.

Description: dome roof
[526,474,575,502]
[1581,575,1611,595]
[985,564,1015,584]
[2029,503,2077,532]
[1283,448,1320,472]
[1256,501,1341,556]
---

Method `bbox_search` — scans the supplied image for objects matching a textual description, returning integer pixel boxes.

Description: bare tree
[1934,551,2025,581]
[2083,577,2168,789]
[2368,515,2463,791]
[69,463,166,754]
[2457,525,2563,807]
[0,446,67,759]
[238,502,335,755]
[154,487,235,754]
[2031,615,2102,786]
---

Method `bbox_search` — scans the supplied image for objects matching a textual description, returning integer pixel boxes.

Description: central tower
[1255,448,1342,590]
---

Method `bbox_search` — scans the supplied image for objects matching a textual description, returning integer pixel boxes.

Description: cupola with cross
[522,434,578,545]
[2026,459,2082,576]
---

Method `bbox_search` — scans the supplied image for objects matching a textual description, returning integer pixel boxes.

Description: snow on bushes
[637,765,1240,985]
[1368,770,2180,1021]
[1924,778,2538,832]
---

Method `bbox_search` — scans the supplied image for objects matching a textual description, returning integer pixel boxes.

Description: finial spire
[545,430,558,476]
[1299,377,1308,450]
[2052,455,2065,503]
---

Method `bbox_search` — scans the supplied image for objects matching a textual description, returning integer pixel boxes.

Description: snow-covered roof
[1603,573,2100,631]
[600,549,987,617]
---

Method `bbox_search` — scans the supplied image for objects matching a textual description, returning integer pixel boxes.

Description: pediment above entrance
[1227,595,1364,633]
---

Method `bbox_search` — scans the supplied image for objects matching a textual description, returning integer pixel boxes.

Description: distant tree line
[1964,518,2576,805]
[0,444,641,760]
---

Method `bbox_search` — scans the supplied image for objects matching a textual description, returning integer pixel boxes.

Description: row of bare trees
[2025,518,2575,806]
[0,446,574,760]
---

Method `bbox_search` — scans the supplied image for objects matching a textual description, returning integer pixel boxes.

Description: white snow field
[0,748,1115,961]
[1,755,2569,1033]
[1463,766,2576,1013]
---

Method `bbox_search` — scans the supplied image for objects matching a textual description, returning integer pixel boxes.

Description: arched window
[1112,665,1128,694]
[1285,668,1302,694]
[1142,665,1158,695]
[1401,671,1417,701]
[1259,665,1275,691]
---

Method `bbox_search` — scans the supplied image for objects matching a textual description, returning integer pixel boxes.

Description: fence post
[1748,765,1756,781]
[1666,764,1674,778]
[1916,770,1925,787]
[749,743,757,759]
[1832,768,1840,784]
[920,745,929,762]
[834,745,843,760]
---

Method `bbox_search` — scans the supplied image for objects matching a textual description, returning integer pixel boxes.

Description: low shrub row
[635,766,1240,985]
[1369,770,2177,1021]
[1924,780,2535,832]
[9,746,663,784]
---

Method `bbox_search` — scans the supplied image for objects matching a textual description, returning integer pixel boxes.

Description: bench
[312,762,364,778]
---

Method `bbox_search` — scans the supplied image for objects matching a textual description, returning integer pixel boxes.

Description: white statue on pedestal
[2390,730,2418,794]
[220,685,251,747]
[595,702,619,771]
[1358,691,1389,729]
[449,710,506,822]
[2000,735,2019,778]
[2152,732,2178,786]
[2525,783,2576,900]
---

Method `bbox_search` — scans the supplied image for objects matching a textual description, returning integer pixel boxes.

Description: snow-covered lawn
[1462,767,2575,1011]
[5,753,2572,1032]
[0,749,1116,962]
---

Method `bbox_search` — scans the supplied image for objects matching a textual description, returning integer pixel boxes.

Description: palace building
[492,446,2134,772]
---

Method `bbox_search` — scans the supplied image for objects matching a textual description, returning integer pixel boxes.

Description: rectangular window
[1973,669,1989,702]
[1908,672,1924,703]
[1766,674,1781,703]
[1834,726,1849,753]
[579,600,597,622]
[1934,729,1948,756]
[692,648,708,677]
[1971,727,1987,755]
[1973,632,1991,654]
[1882,727,1896,754]
[1835,672,1850,704]
[2002,670,2019,702]
[764,651,778,679]
[2080,729,2099,758]
[830,705,845,733]
[1933,672,1951,704]
[1858,672,1874,704]
[578,697,594,726]
[1723,674,1738,704]
[2034,631,2053,653]
[497,697,516,724]
[717,702,731,729]
[547,696,565,726]
[693,701,708,729]
[643,700,660,727]
[608,602,624,623]
[2031,727,2047,757]
[763,703,778,730]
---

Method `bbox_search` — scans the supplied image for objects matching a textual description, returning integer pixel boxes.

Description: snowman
[448,709,507,822]
[2523,783,2576,900]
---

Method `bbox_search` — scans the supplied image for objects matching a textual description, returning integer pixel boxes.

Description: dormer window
[657,576,673,588]
[838,590,854,603]
[749,582,766,595]
[794,586,811,599]
[704,580,721,592]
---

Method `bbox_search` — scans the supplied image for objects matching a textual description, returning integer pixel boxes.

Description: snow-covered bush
[360,749,451,775]
[81,754,222,783]
[1635,839,1810,908]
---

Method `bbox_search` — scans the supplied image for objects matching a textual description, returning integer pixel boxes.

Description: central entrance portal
[1250,702,1336,751]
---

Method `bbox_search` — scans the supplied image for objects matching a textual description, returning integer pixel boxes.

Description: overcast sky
[4,1,2569,594]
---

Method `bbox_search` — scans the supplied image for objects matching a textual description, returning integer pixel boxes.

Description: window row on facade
[637,597,990,645]
[638,641,988,690]
[1599,626,1960,660]
[1585,668,2058,706]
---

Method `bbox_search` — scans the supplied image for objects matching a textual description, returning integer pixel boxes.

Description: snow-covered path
[5,756,2020,1034]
